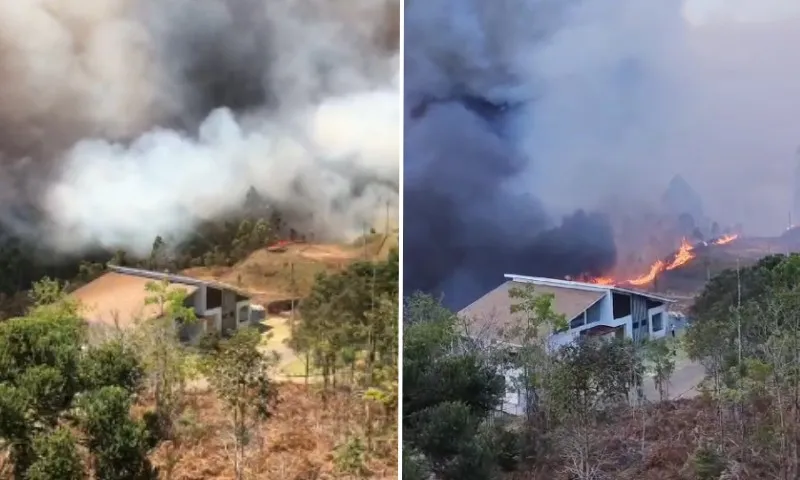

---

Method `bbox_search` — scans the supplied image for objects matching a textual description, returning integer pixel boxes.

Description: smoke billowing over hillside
[405,0,800,308]
[0,0,399,256]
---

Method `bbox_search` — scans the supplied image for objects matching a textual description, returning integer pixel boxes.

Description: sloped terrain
[183,231,397,306]
[143,383,397,480]
[642,235,799,298]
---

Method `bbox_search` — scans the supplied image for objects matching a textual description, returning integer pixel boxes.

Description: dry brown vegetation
[183,232,396,305]
[138,383,397,480]
[149,234,399,479]
[656,234,800,297]
[499,396,773,480]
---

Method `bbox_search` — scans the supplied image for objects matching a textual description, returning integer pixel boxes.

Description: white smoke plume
[0,0,399,256]
[405,0,800,304]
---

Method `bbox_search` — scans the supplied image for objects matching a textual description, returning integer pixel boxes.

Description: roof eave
[504,273,675,303]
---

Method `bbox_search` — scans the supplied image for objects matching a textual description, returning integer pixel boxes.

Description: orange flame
[712,233,738,245]
[665,237,695,271]
[627,260,666,286]
[584,234,740,287]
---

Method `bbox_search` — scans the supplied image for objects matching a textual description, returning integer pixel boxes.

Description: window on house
[612,293,632,319]
[569,314,585,329]
[641,317,649,330]
[206,287,222,309]
[238,305,250,323]
[652,312,663,332]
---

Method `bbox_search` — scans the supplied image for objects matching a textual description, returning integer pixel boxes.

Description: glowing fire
[627,260,666,286]
[586,233,739,287]
[665,237,695,270]
[712,233,738,245]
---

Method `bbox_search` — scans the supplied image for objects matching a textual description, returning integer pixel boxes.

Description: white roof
[504,274,676,303]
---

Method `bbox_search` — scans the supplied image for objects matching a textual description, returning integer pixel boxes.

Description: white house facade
[458,274,675,415]
[72,266,255,343]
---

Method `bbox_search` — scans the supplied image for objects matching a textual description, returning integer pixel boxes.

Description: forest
[0,189,308,319]
[0,196,399,478]
[403,253,800,480]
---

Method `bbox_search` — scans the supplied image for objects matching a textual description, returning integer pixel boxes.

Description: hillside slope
[182,231,398,305]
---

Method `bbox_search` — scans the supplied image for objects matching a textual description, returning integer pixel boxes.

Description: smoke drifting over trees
[0,0,399,256]
[404,0,800,308]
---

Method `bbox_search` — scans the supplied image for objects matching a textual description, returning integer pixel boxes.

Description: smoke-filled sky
[405,0,800,307]
[0,0,399,256]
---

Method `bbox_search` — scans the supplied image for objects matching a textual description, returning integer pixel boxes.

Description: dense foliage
[0,240,398,478]
[684,253,800,477]
[0,283,154,479]
[403,294,505,480]
[296,249,398,395]
[404,252,800,479]
[402,290,674,479]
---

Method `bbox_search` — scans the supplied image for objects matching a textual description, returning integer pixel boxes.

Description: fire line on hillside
[584,233,739,288]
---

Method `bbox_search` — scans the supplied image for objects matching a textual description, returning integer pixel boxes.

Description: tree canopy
[0,280,154,479]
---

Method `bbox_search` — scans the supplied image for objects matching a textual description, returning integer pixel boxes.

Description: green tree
[643,337,676,401]
[25,428,84,480]
[546,337,643,477]
[403,293,505,480]
[297,249,398,392]
[503,283,566,426]
[0,279,153,479]
[135,280,197,439]
[208,327,277,480]
[78,386,157,480]
[79,339,144,393]
[0,281,84,477]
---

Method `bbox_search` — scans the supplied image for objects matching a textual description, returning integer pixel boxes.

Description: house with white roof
[71,265,254,343]
[458,274,676,414]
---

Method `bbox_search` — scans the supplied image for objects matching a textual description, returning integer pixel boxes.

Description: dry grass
[504,398,763,480]
[144,383,397,480]
[151,236,398,478]
[183,235,395,306]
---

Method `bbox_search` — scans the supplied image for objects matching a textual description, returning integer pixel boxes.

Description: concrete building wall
[221,290,238,333]
[648,305,667,338]
[235,300,251,328]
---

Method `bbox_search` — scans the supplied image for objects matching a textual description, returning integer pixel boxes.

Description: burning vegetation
[585,234,740,288]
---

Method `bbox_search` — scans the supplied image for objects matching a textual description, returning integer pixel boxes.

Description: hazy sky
[683,0,800,26]
[497,0,800,235]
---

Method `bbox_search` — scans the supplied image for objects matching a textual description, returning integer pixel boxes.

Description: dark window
[652,312,664,332]
[612,293,632,319]
[641,317,649,330]
[206,287,222,309]
[646,298,663,309]
[586,302,602,324]
[569,314,585,329]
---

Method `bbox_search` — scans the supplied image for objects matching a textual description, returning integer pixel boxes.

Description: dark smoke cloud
[404,99,617,308]
[404,0,800,309]
[0,0,399,256]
